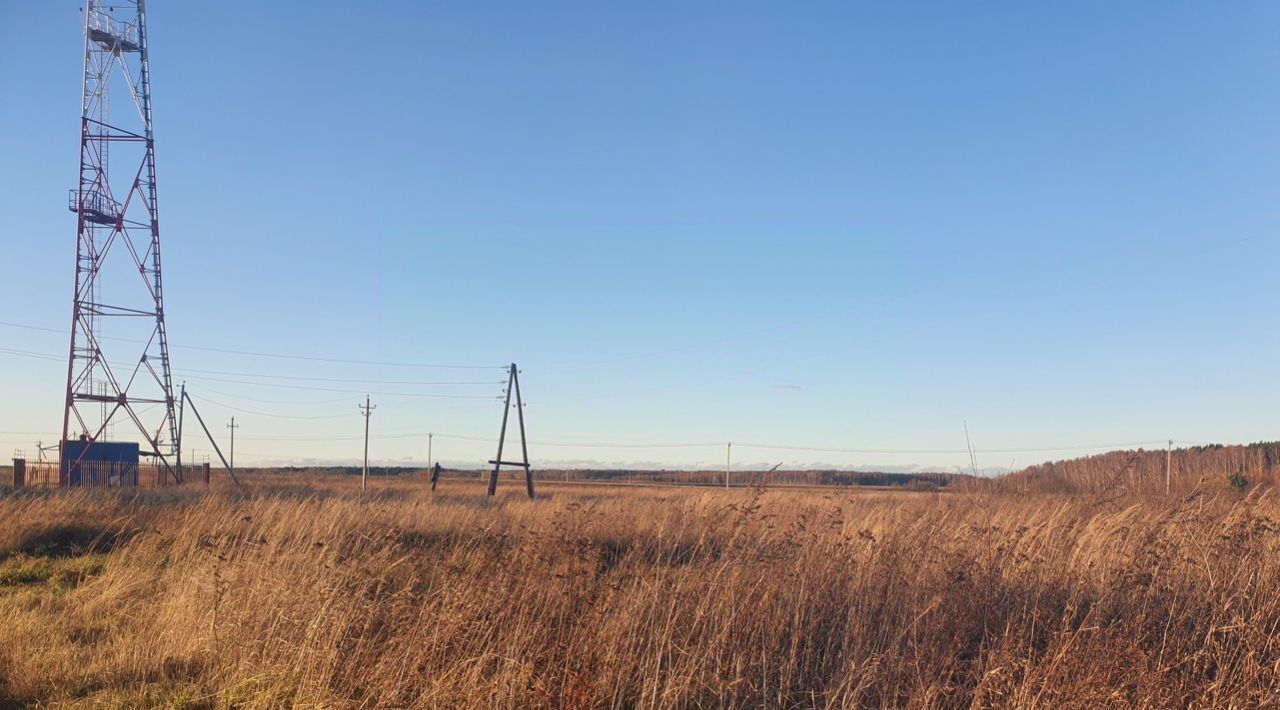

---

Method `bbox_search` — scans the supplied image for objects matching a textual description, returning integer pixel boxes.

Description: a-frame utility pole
[487,363,533,498]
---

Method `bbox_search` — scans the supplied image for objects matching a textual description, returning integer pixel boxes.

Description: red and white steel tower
[61,0,179,478]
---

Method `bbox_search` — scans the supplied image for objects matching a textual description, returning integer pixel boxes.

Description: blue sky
[1,1,1278,471]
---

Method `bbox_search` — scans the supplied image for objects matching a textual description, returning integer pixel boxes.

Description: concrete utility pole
[226,417,239,479]
[427,433,433,470]
[726,442,732,489]
[359,396,376,491]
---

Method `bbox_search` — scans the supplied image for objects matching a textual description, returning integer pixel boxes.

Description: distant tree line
[530,469,965,489]
[989,441,1280,494]
[252,466,969,490]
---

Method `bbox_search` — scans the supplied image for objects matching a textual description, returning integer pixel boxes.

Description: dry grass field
[1,473,1278,708]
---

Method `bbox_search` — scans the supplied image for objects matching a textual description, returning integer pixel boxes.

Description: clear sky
[1,1,1278,472]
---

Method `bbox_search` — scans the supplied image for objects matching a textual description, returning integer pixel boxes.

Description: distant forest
[996,442,1280,494]
[532,469,964,489]
[257,466,967,490]
[250,443,1280,495]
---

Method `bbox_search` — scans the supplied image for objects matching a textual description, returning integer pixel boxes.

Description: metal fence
[8,458,210,489]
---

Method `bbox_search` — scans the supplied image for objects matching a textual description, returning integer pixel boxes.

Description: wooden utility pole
[1166,439,1173,494]
[359,395,376,492]
[226,417,239,479]
[487,364,534,498]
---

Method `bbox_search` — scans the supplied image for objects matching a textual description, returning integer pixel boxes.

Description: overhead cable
[0,320,504,370]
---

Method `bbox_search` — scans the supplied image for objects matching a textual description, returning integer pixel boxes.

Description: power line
[176,365,504,386]
[0,348,157,376]
[180,374,502,399]
[231,432,718,446]
[0,320,63,335]
[238,432,428,442]
[430,433,725,449]
[0,320,504,370]
[528,439,722,449]
[0,336,1212,460]
[0,347,64,363]
[0,421,1232,462]
[0,346,504,396]
[5,406,1181,456]
[217,435,1190,458]
[179,344,502,371]
[174,384,351,406]
[190,394,356,421]
[731,440,1173,455]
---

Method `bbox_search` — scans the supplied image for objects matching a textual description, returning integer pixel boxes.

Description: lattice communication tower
[61,0,180,479]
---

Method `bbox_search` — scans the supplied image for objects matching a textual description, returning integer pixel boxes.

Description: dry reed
[0,475,1278,708]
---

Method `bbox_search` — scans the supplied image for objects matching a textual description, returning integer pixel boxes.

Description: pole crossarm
[488,460,531,468]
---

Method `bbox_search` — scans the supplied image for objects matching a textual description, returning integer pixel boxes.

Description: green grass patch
[7,522,110,559]
[71,682,215,710]
[0,554,106,591]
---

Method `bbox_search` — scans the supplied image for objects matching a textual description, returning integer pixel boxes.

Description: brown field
[1,472,1278,708]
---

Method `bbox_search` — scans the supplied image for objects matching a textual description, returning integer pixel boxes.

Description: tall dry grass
[1,476,1278,707]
